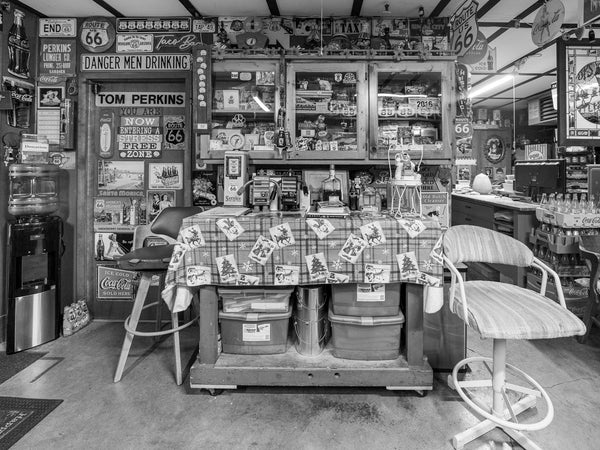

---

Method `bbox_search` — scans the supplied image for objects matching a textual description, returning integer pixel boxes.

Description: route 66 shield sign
[451,0,479,57]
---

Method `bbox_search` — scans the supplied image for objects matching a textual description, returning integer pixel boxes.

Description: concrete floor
[1,321,599,450]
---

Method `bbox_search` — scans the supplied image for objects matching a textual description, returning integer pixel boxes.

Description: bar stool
[442,225,586,449]
[577,235,600,343]
[113,206,203,385]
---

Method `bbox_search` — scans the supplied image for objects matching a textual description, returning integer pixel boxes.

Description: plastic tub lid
[328,307,404,326]
[218,287,294,299]
[219,309,293,321]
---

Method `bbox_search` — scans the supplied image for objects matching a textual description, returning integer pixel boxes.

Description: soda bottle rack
[536,206,600,229]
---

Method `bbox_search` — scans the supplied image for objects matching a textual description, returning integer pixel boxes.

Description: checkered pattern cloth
[164,213,443,290]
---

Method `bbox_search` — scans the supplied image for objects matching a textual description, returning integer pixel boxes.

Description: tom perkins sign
[81,53,190,71]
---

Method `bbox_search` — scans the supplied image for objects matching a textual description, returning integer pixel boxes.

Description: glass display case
[368,61,453,162]
[286,62,368,160]
[199,60,281,160]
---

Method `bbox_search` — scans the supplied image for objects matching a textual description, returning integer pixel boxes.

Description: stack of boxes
[328,283,405,360]
[217,288,293,354]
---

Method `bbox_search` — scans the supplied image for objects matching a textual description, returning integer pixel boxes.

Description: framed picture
[97,160,144,192]
[557,39,600,145]
[38,85,64,108]
[147,190,175,223]
[148,163,183,189]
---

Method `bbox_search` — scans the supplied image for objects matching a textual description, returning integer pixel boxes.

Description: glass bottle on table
[321,164,342,203]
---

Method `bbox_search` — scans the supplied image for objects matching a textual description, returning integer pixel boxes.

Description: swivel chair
[113,206,203,385]
[443,225,586,449]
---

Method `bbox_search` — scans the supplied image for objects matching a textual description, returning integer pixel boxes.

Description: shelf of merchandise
[528,212,593,317]
[559,146,594,196]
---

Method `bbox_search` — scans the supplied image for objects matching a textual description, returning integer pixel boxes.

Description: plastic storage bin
[219,310,292,354]
[328,308,404,360]
[330,283,400,316]
[218,287,293,313]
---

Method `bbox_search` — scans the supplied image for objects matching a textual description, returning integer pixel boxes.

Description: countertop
[452,192,539,211]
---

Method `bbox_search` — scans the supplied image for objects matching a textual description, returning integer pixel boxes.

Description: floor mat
[0,397,62,449]
[0,353,47,385]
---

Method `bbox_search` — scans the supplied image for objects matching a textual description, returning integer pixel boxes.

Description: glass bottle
[349,177,360,211]
[8,9,30,79]
[321,164,342,202]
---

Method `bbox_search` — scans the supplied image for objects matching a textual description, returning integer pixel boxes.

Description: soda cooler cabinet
[6,216,62,354]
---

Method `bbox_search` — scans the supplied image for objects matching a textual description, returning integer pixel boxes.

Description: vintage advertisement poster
[97,265,136,299]
[97,160,144,192]
[148,163,183,189]
[421,192,449,228]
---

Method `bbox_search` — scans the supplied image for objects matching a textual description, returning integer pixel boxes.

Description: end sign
[39,18,77,37]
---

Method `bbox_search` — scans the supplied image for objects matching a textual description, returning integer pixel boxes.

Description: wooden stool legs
[114,273,152,383]
[113,272,196,385]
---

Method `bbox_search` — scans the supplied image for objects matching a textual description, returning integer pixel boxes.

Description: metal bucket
[293,286,329,356]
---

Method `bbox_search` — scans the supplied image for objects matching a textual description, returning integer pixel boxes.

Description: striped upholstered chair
[443,225,586,450]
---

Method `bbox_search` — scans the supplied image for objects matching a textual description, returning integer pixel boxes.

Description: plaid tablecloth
[163,212,443,312]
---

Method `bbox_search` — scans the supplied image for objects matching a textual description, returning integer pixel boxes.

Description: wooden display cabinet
[285,62,368,160]
[368,61,454,164]
[198,59,282,161]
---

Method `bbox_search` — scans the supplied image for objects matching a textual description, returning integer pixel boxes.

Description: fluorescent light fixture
[551,82,557,111]
[377,93,427,98]
[252,95,271,112]
[468,74,514,99]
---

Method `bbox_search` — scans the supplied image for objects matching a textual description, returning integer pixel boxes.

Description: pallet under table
[189,284,433,394]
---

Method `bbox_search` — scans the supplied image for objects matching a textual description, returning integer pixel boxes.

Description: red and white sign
[451,0,479,57]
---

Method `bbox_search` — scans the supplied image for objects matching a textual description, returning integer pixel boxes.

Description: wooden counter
[451,193,538,286]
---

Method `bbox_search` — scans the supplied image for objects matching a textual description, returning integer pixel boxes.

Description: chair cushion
[451,280,586,340]
[116,244,175,271]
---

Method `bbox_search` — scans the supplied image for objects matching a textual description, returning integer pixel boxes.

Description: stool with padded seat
[442,225,586,449]
[113,206,203,385]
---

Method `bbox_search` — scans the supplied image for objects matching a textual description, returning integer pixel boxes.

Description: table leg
[406,283,425,367]
[198,285,218,364]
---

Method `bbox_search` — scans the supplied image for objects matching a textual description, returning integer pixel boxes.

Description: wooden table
[163,212,444,394]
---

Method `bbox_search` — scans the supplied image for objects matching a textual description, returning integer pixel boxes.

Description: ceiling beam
[178,0,202,17]
[9,0,47,18]
[430,0,452,18]
[90,0,124,18]
[486,0,545,44]
[351,0,363,17]
[479,22,597,29]
[477,0,502,18]
[266,0,280,16]
[472,34,559,88]
[493,87,552,109]
[472,68,555,106]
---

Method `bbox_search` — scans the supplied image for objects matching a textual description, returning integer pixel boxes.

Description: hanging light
[468,74,514,99]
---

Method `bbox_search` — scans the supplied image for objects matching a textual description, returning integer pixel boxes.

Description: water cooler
[6,164,62,354]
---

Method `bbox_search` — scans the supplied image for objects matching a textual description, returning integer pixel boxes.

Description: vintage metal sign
[39,18,76,37]
[97,265,135,299]
[116,34,153,53]
[80,17,115,53]
[81,53,190,71]
[95,92,185,107]
[531,0,565,47]
[450,0,479,57]
[116,18,191,33]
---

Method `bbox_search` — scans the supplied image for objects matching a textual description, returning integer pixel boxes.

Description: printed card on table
[216,254,240,283]
[168,243,187,270]
[274,265,300,285]
[186,265,211,286]
[238,274,260,285]
[360,221,386,247]
[216,217,244,241]
[269,222,295,248]
[326,272,350,284]
[364,263,391,283]
[339,233,367,264]
[305,253,329,281]
[306,218,335,239]
[180,224,205,248]
[397,217,426,238]
[248,235,277,265]
[396,251,420,280]
[417,272,442,287]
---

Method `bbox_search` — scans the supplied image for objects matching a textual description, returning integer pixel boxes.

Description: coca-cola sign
[97,265,135,299]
